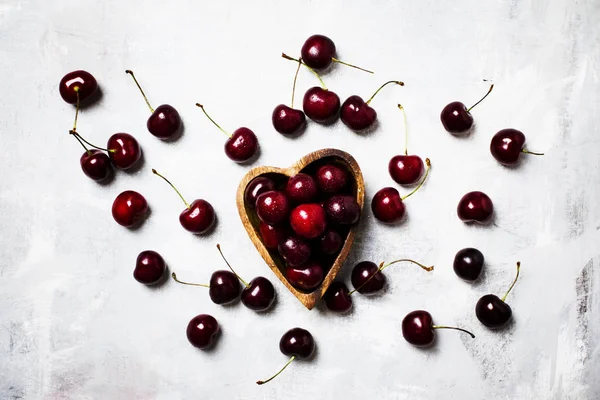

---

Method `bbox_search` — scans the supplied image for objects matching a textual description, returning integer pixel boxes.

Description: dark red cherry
[476,262,520,328]
[107,133,142,170]
[315,164,348,194]
[351,261,385,295]
[402,310,475,347]
[371,187,405,223]
[318,230,343,256]
[134,250,166,285]
[323,281,352,313]
[286,261,324,291]
[256,190,290,225]
[278,236,311,267]
[453,248,484,281]
[388,105,425,185]
[186,314,219,349]
[490,129,543,165]
[245,176,276,209]
[259,222,286,250]
[289,203,327,239]
[286,173,318,204]
[303,87,340,123]
[80,150,112,182]
[272,105,306,135]
[341,81,403,131]
[441,84,493,135]
[242,277,276,311]
[324,195,360,225]
[209,270,241,304]
[301,34,336,69]
[457,191,494,223]
[59,70,98,104]
[112,190,148,227]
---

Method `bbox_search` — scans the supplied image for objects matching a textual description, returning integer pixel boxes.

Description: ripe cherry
[323,281,352,313]
[453,248,484,281]
[112,190,148,227]
[152,169,216,234]
[278,236,311,267]
[273,59,306,135]
[286,173,318,204]
[351,258,433,296]
[70,130,141,170]
[186,314,219,349]
[440,84,494,135]
[341,81,404,132]
[259,222,286,250]
[402,310,475,347]
[324,195,360,225]
[244,176,276,209]
[171,270,241,305]
[300,34,373,73]
[134,250,166,285]
[256,190,290,225]
[490,129,544,165]
[315,164,348,194]
[59,70,98,104]
[457,191,494,224]
[70,132,113,182]
[289,203,327,239]
[389,105,425,185]
[317,230,343,256]
[476,262,521,328]
[125,70,181,140]
[286,261,324,291]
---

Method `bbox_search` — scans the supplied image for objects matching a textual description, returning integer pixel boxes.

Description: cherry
[196,104,258,163]
[59,70,98,104]
[79,148,112,182]
[402,310,475,347]
[186,314,219,349]
[273,59,306,135]
[285,173,318,204]
[371,159,431,223]
[490,129,544,165]
[112,190,148,227]
[259,222,286,250]
[244,176,276,209]
[388,105,425,185]
[289,203,327,239]
[125,70,181,139]
[440,84,493,135]
[286,261,324,291]
[315,164,348,194]
[172,269,241,305]
[453,248,484,281]
[70,130,141,170]
[278,236,311,267]
[476,262,520,328]
[152,169,215,234]
[457,191,494,224]
[324,195,360,225]
[257,327,315,385]
[134,250,166,285]
[341,81,404,131]
[323,281,352,313]
[300,34,373,73]
[256,190,290,225]
[317,230,343,256]
[351,258,433,296]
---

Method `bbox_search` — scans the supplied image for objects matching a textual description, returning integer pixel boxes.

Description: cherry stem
[71,131,92,156]
[69,130,115,153]
[522,149,544,156]
[73,89,80,132]
[331,57,374,74]
[365,80,404,105]
[151,169,190,209]
[195,103,231,138]
[281,53,327,90]
[348,258,433,295]
[125,70,154,113]
[170,272,209,288]
[467,84,494,112]
[398,104,408,155]
[290,59,302,108]
[216,244,249,288]
[501,262,521,302]
[432,325,475,339]
[256,356,296,385]
[401,158,431,201]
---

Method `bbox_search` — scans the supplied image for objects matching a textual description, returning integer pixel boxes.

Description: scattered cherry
[70,130,141,170]
[278,236,311,267]
[388,104,425,185]
[289,203,327,239]
[351,258,433,296]
[402,310,475,347]
[59,70,98,104]
[259,222,286,250]
[457,191,494,224]
[324,195,360,225]
[171,270,241,305]
[273,59,306,135]
[453,248,484,281]
[257,327,315,385]
[244,176,276,209]
[441,84,493,135]
[286,173,318,204]
[196,103,258,163]
[79,148,112,182]
[256,190,290,225]
[315,164,348,194]
[186,314,219,349]
[490,129,544,165]
[341,81,404,131]
[112,190,148,227]
[476,262,520,328]
[134,250,166,285]
[323,281,352,313]
[152,169,215,234]
[300,34,373,73]
[317,230,343,256]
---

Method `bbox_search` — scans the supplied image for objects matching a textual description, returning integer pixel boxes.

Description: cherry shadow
[252,292,279,316]
[146,266,171,290]
[161,118,185,143]
[126,207,151,231]
[278,121,308,140]
[122,151,146,175]
[96,167,116,187]
[78,87,104,110]
[352,119,380,137]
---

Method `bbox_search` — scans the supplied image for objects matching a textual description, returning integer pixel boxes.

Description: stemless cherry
[259,222,286,250]
[318,230,343,256]
[457,191,494,224]
[112,190,148,227]
[152,169,215,234]
[289,203,327,239]
[490,129,544,165]
[196,103,258,163]
[244,176,276,209]
[389,105,425,185]
[273,59,306,135]
[316,164,348,194]
[323,281,352,313]
[125,70,181,139]
[256,190,290,225]
[286,173,318,204]
[170,270,241,305]
[476,262,520,328]
[441,84,493,135]
[351,258,433,295]
[341,81,404,131]
[59,70,98,104]
[278,236,311,267]
[300,34,373,73]
[453,248,484,281]
[186,314,219,349]
[324,195,360,225]
[286,261,324,291]
[134,250,166,285]
[257,327,315,385]
[402,310,475,347]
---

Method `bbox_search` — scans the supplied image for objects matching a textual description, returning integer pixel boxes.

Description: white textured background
[1,0,599,399]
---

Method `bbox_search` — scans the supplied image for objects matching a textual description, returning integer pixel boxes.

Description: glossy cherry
[389,105,425,185]
[112,190,148,227]
[318,230,343,256]
[171,270,241,305]
[286,173,318,204]
[152,169,215,234]
[256,190,290,225]
[341,81,403,131]
[457,191,494,224]
[324,195,360,225]
[323,281,352,313]
[257,327,315,385]
[286,261,324,291]
[351,258,433,295]
[476,262,520,328]
[315,164,348,194]
[59,70,98,104]
[125,70,181,139]
[244,176,276,209]
[278,236,311,267]
[402,310,475,347]
[441,84,493,135]
[134,250,166,285]
[107,133,142,169]
[259,222,286,250]
[289,203,327,239]
[186,314,219,349]
[273,59,306,135]
[490,129,543,165]
[196,103,258,163]
[454,248,484,281]
[300,34,372,73]
[79,149,112,182]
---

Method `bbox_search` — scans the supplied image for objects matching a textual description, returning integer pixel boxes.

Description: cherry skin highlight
[245,176,276,209]
[289,203,327,239]
[134,250,166,285]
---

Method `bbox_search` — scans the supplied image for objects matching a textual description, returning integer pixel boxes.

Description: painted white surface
[1,0,599,399]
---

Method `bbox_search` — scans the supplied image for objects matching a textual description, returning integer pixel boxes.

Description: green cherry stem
[291,59,302,108]
[170,272,209,288]
[401,158,431,201]
[522,149,544,156]
[281,53,327,90]
[331,57,374,74]
[70,130,91,156]
[72,89,80,132]
[432,325,475,339]
[398,104,409,155]
[125,69,154,113]
[365,80,404,105]
[216,244,249,288]
[151,169,191,210]
[501,262,521,302]
[348,259,434,295]
[195,103,232,138]
[256,356,296,385]
[69,130,115,153]
[466,84,494,112]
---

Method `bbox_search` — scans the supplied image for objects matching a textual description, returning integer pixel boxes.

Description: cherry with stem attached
[389,104,425,185]
[70,130,112,182]
[372,158,432,223]
[125,70,181,140]
[59,70,98,133]
[476,262,521,328]
[272,59,306,135]
[341,80,404,131]
[441,84,494,135]
[70,130,141,170]
[152,169,215,234]
[402,310,475,347]
[490,129,544,165]
[196,103,259,163]
[300,34,373,73]
[171,270,241,305]
[351,258,434,296]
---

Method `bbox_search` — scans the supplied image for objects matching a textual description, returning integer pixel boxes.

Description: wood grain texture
[236,148,365,310]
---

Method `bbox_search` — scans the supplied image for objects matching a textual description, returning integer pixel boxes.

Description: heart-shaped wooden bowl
[236,148,365,310]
